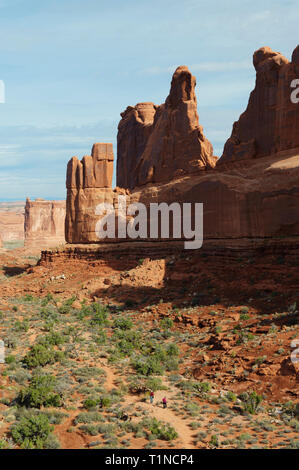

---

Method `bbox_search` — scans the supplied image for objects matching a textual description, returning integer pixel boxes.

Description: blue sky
[0,0,298,200]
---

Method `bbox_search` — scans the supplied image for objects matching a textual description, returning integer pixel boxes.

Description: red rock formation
[66,143,117,243]
[66,46,299,246]
[117,102,157,189]
[24,198,66,248]
[220,45,299,163]
[117,66,217,189]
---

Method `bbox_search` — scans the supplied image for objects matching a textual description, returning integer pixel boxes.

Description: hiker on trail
[162,396,167,409]
[150,391,154,404]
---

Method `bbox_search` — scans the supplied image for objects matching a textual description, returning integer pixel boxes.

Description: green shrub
[5,355,16,364]
[24,294,34,302]
[75,412,103,424]
[160,318,174,329]
[210,434,219,447]
[41,293,54,307]
[78,424,99,436]
[17,375,61,408]
[282,401,299,418]
[145,377,166,391]
[23,343,63,368]
[83,398,98,410]
[114,317,133,330]
[132,357,164,376]
[225,391,237,402]
[58,296,76,314]
[14,319,30,332]
[93,330,107,345]
[11,414,53,449]
[239,391,263,415]
[99,396,111,408]
[73,366,106,382]
[90,303,109,326]
[41,331,65,346]
[147,418,178,441]
[44,433,60,449]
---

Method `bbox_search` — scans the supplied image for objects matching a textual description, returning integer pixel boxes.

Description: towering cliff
[24,198,66,248]
[117,66,217,189]
[220,46,299,163]
[66,143,117,243]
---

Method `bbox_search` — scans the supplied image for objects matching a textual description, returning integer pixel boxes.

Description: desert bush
[93,330,107,345]
[42,410,68,424]
[239,391,263,415]
[90,305,109,326]
[58,296,76,314]
[78,424,99,436]
[73,366,106,382]
[209,434,219,447]
[8,368,31,385]
[75,412,104,424]
[146,418,178,441]
[14,319,30,332]
[160,318,174,329]
[43,433,60,449]
[24,294,34,302]
[40,331,65,346]
[99,396,111,408]
[225,391,237,402]
[113,317,133,330]
[83,398,98,410]
[132,356,164,376]
[17,374,61,408]
[145,377,166,391]
[281,401,299,419]
[5,355,16,364]
[11,413,53,449]
[39,307,58,321]
[23,343,64,368]
[41,293,54,307]
[0,438,11,449]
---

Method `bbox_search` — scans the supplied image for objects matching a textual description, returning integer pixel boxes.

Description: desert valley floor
[0,241,298,449]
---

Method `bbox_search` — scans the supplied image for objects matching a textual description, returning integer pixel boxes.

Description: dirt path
[132,390,196,448]
[100,360,196,448]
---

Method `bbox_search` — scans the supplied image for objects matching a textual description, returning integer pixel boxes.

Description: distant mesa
[24,198,66,248]
[0,202,24,244]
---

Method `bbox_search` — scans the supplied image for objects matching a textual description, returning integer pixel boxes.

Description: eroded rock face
[117,102,157,189]
[66,47,299,245]
[0,206,24,243]
[117,66,217,189]
[220,45,299,163]
[25,198,66,248]
[66,143,117,243]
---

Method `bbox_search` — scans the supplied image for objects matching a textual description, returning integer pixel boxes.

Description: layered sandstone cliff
[0,204,24,243]
[220,46,299,163]
[117,66,217,189]
[25,198,66,248]
[66,143,117,243]
[66,45,299,246]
